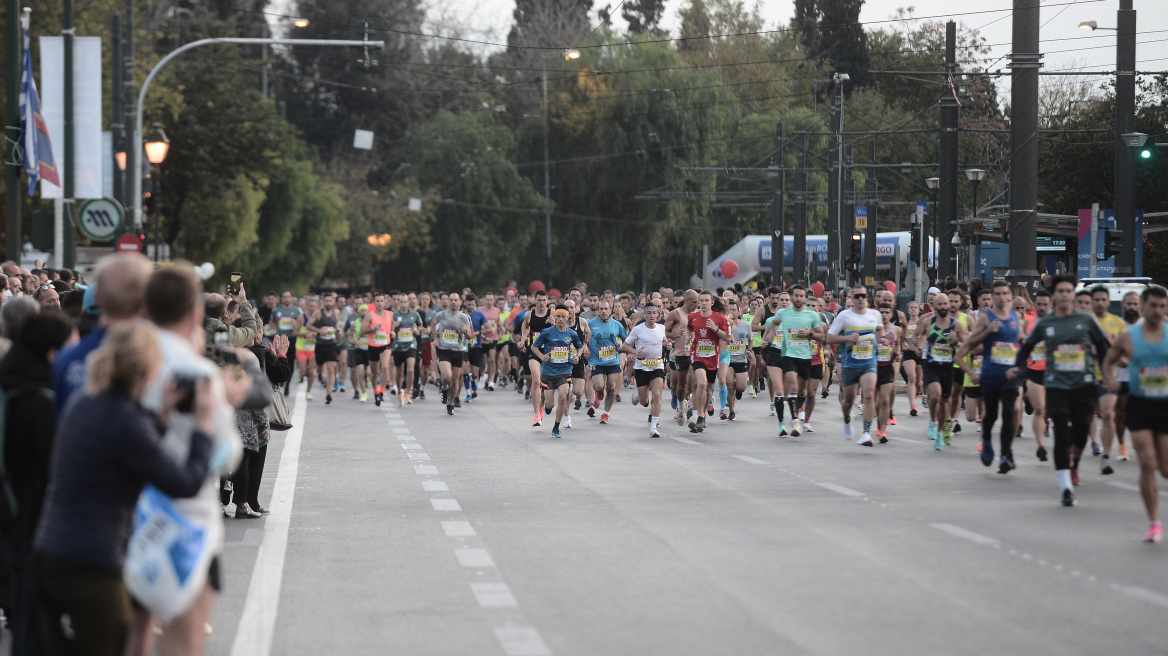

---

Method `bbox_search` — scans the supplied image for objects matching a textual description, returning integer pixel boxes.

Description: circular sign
[115,233,142,254]
[77,197,125,241]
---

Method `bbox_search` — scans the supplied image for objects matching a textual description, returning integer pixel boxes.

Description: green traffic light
[1140,148,1152,159]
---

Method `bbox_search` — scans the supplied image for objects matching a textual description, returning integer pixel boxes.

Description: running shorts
[296,349,314,362]
[314,342,339,365]
[965,385,982,399]
[763,349,784,369]
[809,364,823,380]
[541,373,571,390]
[877,365,896,387]
[1025,368,1044,386]
[349,349,369,368]
[468,346,484,368]
[781,356,812,380]
[691,361,718,384]
[841,364,877,388]
[367,344,389,361]
[729,361,749,375]
[922,362,955,399]
[392,349,418,366]
[1125,396,1168,432]
[571,359,586,380]
[902,350,922,364]
[634,369,667,387]
[673,356,691,372]
[436,348,464,368]
[592,364,622,376]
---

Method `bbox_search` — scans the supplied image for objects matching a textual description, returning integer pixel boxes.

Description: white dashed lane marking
[494,626,553,656]
[930,523,1000,546]
[471,582,519,607]
[442,521,476,537]
[815,482,864,497]
[414,464,439,475]
[431,499,462,511]
[422,481,449,491]
[1113,585,1168,610]
[455,548,496,568]
[733,455,768,465]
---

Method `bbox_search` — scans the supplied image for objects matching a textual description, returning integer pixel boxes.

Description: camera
[173,374,206,413]
[212,329,239,365]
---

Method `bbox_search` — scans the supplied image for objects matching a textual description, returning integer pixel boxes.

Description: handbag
[268,381,292,430]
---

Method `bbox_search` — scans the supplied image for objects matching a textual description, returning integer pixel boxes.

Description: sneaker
[465,394,472,403]
[769,402,775,416]
[1070,468,1080,487]
[587,404,596,418]
[353,390,360,400]
[1101,455,1114,475]
[305,391,313,401]
[791,420,801,437]
[563,415,572,429]
[927,422,937,442]
[696,417,706,432]
[374,393,381,407]
[719,409,728,420]
[998,456,1016,474]
[1118,444,1129,461]
[1144,522,1163,543]
[591,412,604,424]
[574,397,582,411]
[952,420,962,433]
[454,397,462,408]
[889,416,898,426]
[1016,425,1023,438]
[616,394,622,403]
[803,421,813,432]
[821,388,829,399]
[910,405,918,417]
[677,406,687,426]
[728,411,737,421]
[858,432,874,447]
[842,422,854,441]
[670,395,678,410]
[551,428,563,439]
[360,391,368,403]
[1091,441,1102,456]
[779,422,788,437]
[1061,489,1076,507]
[1023,396,1033,415]
[1036,445,1047,462]
[325,393,332,405]
[649,427,661,438]
[878,431,888,444]
[688,415,699,433]
[447,404,454,415]
[533,413,543,427]
[980,439,994,467]
[706,403,714,416]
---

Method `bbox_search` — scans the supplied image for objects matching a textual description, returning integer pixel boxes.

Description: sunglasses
[853,293,867,299]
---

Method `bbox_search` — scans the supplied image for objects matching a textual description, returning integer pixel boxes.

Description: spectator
[203,283,257,350]
[33,320,215,656]
[0,310,77,656]
[32,285,59,309]
[53,254,153,416]
[0,297,40,362]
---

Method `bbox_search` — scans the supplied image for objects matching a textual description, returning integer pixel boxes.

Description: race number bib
[1031,342,1045,362]
[728,341,745,353]
[641,358,663,369]
[695,340,716,358]
[302,338,316,351]
[550,346,570,364]
[1138,366,1168,398]
[851,336,875,360]
[278,317,294,332]
[786,328,809,348]
[1053,344,1086,372]
[971,355,983,373]
[397,328,415,341]
[990,341,1018,366]
[877,346,893,363]
[906,324,917,340]
[598,344,617,361]
[320,326,336,341]
[371,330,390,347]
[929,343,954,363]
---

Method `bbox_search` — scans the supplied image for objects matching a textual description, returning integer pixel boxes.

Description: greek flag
[19,11,59,195]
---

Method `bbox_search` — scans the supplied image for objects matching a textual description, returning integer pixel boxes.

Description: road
[202,381,1168,656]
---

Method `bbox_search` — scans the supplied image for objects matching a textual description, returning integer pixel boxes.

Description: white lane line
[816,482,864,497]
[431,499,462,511]
[402,443,423,450]
[930,523,999,546]
[442,520,476,537]
[414,464,439,475]
[1113,584,1168,610]
[671,437,702,445]
[472,582,518,607]
[455,548,495,568]
[422,481,449,491]
[392,426,410,433]
[408,452,431,461]
[733,455,768,465]
[494,626,553,656]
[398,435,416,441]
[230,383,309,656]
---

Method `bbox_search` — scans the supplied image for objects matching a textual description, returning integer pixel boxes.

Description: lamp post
[925,177,940,278]
[262,18,309,98]
[963,169,985,283]
[144,124,170,262]
[541,48,580,289]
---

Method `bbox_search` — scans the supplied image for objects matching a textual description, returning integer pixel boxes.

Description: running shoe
[707,403,714,416]
[998,456,1016,474]
[352,390,360,400]
[858,432,874,447]
[360,391,368,403]
[1144,522,1163,543]
[952,420,961,433]
[769,402,775,416]
[910,405,918,417]
[1091,441,1102,456]
[728,411,737,421]
[650,427,661,438]
[305,391,313,401]
[1016,425,1023,438]
[533,413,543,427]
[599,412,609,425]
[575,397,582,411]
[587,404,596,418]
[454,397,462,408]
[1118,444,1129,461]
[551,428,563,439]
[980,439,994,467]
[1036,445,1048,462]
[697,417,706,432]
[1061,489,1076,507]
[842,421,854,441]
[1023,396,1033,415]
[688,414,699,433]
[447,404,454,416]
[325,393,332,405]
[374,393,380,407]
[719,408,728,420]
[616,394,622,403]
[790,420,801,437]
[1101,455,1114,475]
[1070,467,1080,487]
[889,415,898,426]
[821,388,829,399]
[465,393,472,403]
[563,415,572,429]
[671,394,678,410]
[676,408,686,426]
[779,422,788,437]
[802,421,812,432]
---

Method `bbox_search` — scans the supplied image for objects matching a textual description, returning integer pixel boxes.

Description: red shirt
[686,311,729,368]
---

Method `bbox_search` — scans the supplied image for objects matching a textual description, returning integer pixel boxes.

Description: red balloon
[528,280,546,294]
[548,288,562,299]
[884,280,897,293]
[720,259,739,278]
[811,281,825,298]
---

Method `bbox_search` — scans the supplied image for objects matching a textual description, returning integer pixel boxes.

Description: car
[1076,277,1150,315]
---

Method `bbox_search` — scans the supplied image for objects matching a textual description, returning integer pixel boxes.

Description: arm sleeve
[230,304,260,348]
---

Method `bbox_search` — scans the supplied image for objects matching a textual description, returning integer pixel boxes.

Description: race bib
[598,344,617,361]
[930,343,954,363]
[550,345,570,364]
[685,337,694,351]
[357,335,369,349]
[1031,342,1045,361]
[771,334,783,349]
[320,326,336,340]
[398,328,415,341]
[302,338,316,351]
[371,330,390,347]
[695,339,716,358]
[877,346,893,363]
[851,336,874,360]
[1053,344,1086,372]
[278,317,294,332]
[728,341,745,353]
[906,324,917,340]
[264,324,276,337]
[972,355,983,373]
[786,328,809,348]
[990,341,1018,366]
[440,329,459,343]
[1138,366,1168,398]
[641,358,663,369]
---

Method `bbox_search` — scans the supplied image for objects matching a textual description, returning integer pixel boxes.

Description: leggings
[981,385,1020,458]
[1046,386,1097,471]
[247,444,268,508]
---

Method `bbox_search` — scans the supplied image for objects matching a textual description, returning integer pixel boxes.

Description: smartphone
[173,374,204,413]
[228,272,243,296]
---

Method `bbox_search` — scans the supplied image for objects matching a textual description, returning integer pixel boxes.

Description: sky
[419,0,1168,98]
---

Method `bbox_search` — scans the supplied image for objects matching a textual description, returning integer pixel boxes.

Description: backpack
[0,387,55,533]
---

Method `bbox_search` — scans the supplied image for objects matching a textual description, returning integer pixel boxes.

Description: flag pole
[4,2,22,262]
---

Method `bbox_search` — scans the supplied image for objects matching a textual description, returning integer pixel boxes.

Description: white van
[1076,277,1151,315]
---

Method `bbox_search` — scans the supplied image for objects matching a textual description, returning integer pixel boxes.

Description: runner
[480,293,501,391]
[418,292,436,398]
[621,303,670,437]
[294,297,319,400]
[763,284,823,437]
[308,292,341,405]
[666,290,699,425]
[431,292,474,415]
[750,287,786,422]
[464,292,487,404]
[1010,274,1111,507]
[825,285,884,447]
[902,301,923,416]
[563,298,592,426]
[722,298,752,421]
[947,288,972,434]
[1091,285,1127,473]
[530,308,584,438]
[393,292,422,407]
[520,291,553,425]
[685,291,731,433]
[1102,284,1168,542]
[913,291,967,449]
[875,303,901,443]
[362,292,394,406]
[272,290,304,395]
[958,280,1023,472]
[343,303,370,402]
[587,300,626,424]
[1112,291,1141,463]
[802,297,827,432]
[1022,289,1052,460]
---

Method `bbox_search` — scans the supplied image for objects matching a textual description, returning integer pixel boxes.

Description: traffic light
[848,233,862,273]
[1102,229,1124,260]
[1139,147,1153,160]
[909,228,920,264]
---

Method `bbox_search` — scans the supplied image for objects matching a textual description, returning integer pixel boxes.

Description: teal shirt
[766,307,823,360]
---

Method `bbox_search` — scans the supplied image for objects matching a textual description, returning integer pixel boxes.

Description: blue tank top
[1129,324,1168,399]
[980,309,1021,386]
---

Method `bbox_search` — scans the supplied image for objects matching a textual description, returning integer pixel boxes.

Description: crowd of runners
[258,277,1168,544]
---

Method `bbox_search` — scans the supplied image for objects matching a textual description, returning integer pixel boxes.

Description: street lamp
[262,18,310,97]
[541,48,582,288]
[964,168,985,219]
[144,125,170,263]
[925,177,939,276]
[1078,20,1116,31]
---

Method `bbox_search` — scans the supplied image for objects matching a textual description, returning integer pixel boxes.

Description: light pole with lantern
[144,125,170,262]
[542,48,580,289]
[964,168,985,280]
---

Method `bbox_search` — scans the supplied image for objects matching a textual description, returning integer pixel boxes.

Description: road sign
[77,197,124,242]
[115,233,142,254]
[855,206,868,230]
[865,276,875,286]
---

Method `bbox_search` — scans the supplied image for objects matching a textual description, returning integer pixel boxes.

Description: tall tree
[815,0,869,88]
[792,0,819,56]
[622,0,666,35]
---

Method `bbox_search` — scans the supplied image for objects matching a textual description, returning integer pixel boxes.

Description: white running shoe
[563,415,572,429]
[803,422,814,432]
[858,431,874,447]
[791,420,801,437]
[842,422,854,441]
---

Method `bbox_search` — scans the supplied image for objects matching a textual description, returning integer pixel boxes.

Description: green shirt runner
[766,307,823,360]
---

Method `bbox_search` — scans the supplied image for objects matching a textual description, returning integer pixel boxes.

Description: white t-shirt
[828,308,882,368]
[627,323,667,370]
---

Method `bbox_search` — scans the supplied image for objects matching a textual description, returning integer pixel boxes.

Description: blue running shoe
[551,428,563,439]
[980,439,994,467]
[671,394,678,410]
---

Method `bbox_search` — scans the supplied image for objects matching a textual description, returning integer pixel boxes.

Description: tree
[815,0,870,88]
[622,0,667,35]
[792,0,819,56]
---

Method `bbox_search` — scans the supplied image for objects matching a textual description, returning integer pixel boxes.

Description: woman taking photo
[32,320,216,656]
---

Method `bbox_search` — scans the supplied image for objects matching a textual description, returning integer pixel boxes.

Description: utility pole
[864,140,878,285]
[124,0,135,218]
[843,143,855,288]
[542,57,553,288]
[938,21,958,282]
[770,122,784,286]
[1007,0,1041,286]
[1114,0,1136,276]
[63,0,76,268]
[793,133,808,285]
[111,12,124,209]
[5,0,21,262]
[827,75,846,288]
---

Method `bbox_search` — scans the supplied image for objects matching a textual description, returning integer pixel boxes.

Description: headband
[554,308,570,318]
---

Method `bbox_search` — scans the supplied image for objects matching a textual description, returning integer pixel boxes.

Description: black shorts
[673,355,691,372]
[965,386,982,399]
[953,368,966,388]
[348,349,369,368]
[1046,385,1097,419]
[482,342,498,353]
[752,347,764,360]
[571,359,586,380]
[877,365,896,387]
[1025,368,1045,386]
[692,361,718,384]
[729,361,749,375]
[508,342,520,357]
[437,349,464,368]
[809,363,823,380]
[392,349,418,366]
[468,346,484,368]
[923,362,955,398]
[367,344,389,361]
[902,350,922,364]
[314,342,339,365]
[635,368,667,387]
[763,349,784,369]
[781,356,812,379]
[541,373,571,390]
[1125,396,1168,433]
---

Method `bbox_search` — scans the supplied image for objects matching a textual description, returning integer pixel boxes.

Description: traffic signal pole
[1114,0,1137,276]
[1007,0,1041,287]
[770,122,784,287]
[938,21,958,281]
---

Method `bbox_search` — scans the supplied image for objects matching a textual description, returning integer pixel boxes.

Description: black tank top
[313,308,338,341]
[528,308,551,343]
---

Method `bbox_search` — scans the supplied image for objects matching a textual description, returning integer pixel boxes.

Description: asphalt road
[202,379,1168,656]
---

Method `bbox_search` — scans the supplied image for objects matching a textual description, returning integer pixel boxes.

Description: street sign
[115,233,142,254]
[864,276,874,286]
[77,197,124,242]
[855,206,867,230]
